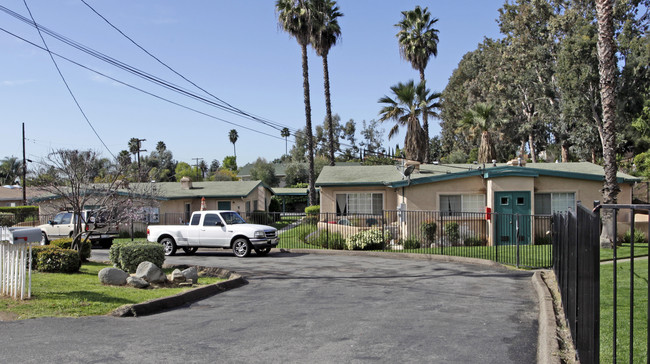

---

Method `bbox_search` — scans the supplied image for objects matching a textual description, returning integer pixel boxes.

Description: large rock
[135,261,167,283]
[170,269,186,283]
[98,267,129,286]
[182,267,199,284]
[127,276,150,289]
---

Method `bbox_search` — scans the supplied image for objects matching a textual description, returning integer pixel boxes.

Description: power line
[20,0,115,158]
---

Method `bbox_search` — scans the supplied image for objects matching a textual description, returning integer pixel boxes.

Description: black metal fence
[552,203,600,364]
[239,210,552,269]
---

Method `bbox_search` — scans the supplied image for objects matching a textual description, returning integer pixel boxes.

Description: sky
[0,0,506,170]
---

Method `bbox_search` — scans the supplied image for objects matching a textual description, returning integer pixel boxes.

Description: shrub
[345,229,391,250]
[37,247,80,273]
[0,213,14,227]
[114,242,165,273]
[464,236,487,247]
[444,222,460,245]
[304,205,320,225]
[306,231,346,250]
[29,245,59,270]
[420,220,437,243]
[402,238,421,250]
[621,230,647,245]
[109,240,139,267]
[51,238,92,262]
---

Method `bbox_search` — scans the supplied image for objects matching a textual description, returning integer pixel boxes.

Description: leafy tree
[229,129,238,159]
[312,0,343,166]
[276,0,318,205]
[250,158,280,186]
[210,169,239,181]
[175,162,201,181]
[359,119,385,154]
[222,156,238,171]
[289,128,308,162]
[396,5,439,163]
[284,162,309,186]
[209,159,221,173]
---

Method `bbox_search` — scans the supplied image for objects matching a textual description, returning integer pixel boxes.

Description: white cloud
[1,80,34,87]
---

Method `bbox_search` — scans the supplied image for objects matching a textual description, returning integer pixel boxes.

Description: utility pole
[192,157,203,180]
[22,123,26,205]
[135,138,147,182]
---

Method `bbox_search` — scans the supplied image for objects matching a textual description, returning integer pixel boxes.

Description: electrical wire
[20,0,115,158]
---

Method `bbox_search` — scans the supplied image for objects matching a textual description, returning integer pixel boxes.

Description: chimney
[405,160,421,172]
[180,176,193,190]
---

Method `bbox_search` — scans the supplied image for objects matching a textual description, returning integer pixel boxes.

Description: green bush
[345,229,391,250]
[304,205,320,225]
[306,231,346,250]
[29,245,59,270]
[37,247,81,273]
[0,213,14,227]
[621,230,647,245]
[420,220,437,244]
[112,242,165,273]
[444,222,460,245]
[108,240,138,267]
[50,238,92,262]
[402,238,421,250]
[464,236,487,247]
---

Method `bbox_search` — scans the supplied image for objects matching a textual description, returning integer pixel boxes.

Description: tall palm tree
[459,103,499,164]
[229,129,238,159]
[596,0,619,248]
[0,156,22,185]
[311,0,342,166]
[277,0,318,205]
[281,127,291,156]
[396,6,439,163]
[378,80,434,162]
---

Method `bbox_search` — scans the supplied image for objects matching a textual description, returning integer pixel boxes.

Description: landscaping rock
[135,261,167,283]
[170,269,186,283]
[98,267,129,286]
[127,276,150,289]
[182,267,199,284]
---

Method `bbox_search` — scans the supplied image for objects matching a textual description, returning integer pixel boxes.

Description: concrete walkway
[0,250,539,363]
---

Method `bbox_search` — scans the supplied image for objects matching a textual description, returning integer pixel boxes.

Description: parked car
[38,210,119,247]
[146,210,279,257]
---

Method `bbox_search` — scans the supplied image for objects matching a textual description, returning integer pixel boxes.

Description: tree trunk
[478,131,495,164]
[301,43,317,206]
[323,54,335,167]
[596,0,620,248]
[561,141,569,162]
[528,134,537,163]
[405,116,426,162]
[420,69,430,164]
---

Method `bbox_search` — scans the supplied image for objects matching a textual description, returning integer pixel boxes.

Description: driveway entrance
[0,251,539,363]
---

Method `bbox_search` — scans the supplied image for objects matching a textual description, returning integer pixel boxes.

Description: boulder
[98,267,129,286]
[182,267,199,284]
[135,261,167,283]
[170,268,186,283]
[127,276,150,289]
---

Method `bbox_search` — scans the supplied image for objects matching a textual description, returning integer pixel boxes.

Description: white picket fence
[0,226,41,300]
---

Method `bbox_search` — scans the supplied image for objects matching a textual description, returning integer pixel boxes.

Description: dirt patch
[542,271,578,364]
[0,310,20,321]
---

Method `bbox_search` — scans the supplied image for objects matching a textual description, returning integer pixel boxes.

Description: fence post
[515,214,520,268]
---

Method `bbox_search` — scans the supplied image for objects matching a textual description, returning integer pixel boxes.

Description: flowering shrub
[345,229,391,250]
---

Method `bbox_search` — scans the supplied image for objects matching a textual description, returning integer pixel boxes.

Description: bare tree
[35,149,159,252]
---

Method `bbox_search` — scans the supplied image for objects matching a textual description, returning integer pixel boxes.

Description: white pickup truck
[146,210,279,257]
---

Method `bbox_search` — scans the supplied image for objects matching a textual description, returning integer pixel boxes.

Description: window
[335,193,383,215]
[441,194,486,215]
[203,213,222,226]
[534,193,575,215]
[190,214,201,226]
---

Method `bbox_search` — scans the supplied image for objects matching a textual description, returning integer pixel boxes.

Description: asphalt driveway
[0,250,538,363]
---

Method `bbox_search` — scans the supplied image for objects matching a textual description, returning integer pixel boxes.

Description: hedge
[36,247,81,273]
[50,238,92,262]
[109,240,164,273]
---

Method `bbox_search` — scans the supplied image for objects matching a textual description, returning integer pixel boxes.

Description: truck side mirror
[49,221,55,225]
[215,221,224,227]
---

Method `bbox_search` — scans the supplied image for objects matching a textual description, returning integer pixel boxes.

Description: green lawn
[600,259,648,363]
[600,243,649,261]
[0,261,223,320]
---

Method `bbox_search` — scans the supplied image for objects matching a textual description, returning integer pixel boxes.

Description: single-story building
[315,161,640,246]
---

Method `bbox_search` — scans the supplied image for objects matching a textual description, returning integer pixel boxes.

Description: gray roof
[136,180,270,200]
[316,162,640,187]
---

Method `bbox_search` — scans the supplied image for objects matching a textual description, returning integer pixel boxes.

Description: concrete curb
[278,248,504,268]
[532,270,561,364]
[110,265,247,317]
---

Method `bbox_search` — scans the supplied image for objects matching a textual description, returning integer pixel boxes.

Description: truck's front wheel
[232,238,251,258]
[160,237,177,256]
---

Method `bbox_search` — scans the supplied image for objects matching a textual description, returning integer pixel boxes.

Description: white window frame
[440,194,486,215]
[534,192,576,215]
[335,192,384,216]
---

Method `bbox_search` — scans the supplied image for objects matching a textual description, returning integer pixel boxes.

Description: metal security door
[494,191,531,245]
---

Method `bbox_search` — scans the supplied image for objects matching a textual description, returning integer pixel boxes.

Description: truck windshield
[220,212,246,225]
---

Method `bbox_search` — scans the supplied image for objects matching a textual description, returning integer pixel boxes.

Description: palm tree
[0,156,22,185]
[198,160,208,180]
[156,141,167,154]
[311,0,342,166]
[229,129,238,159]
[378,80,433,162]
[459,103,499,164]
[596,0,619,248]
[277,0,318,205]
[396,6,439,163]
[281,127,291,156]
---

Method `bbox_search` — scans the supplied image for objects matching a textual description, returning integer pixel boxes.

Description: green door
[217,201,231,210]
[494,191,531,245]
